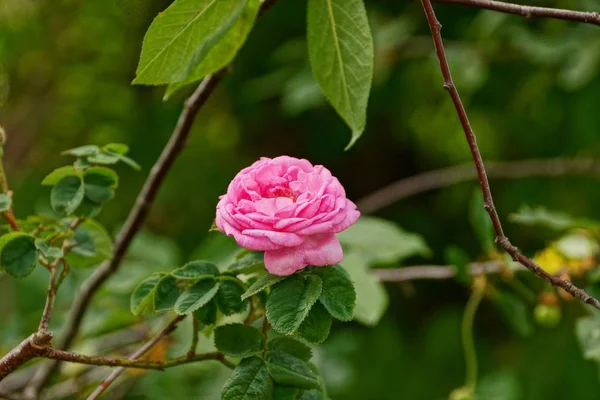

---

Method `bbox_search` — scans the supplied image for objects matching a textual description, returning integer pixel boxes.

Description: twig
[419,0,600,309]
[435,0,600,25]
[85,315,185,400]
[38,268,58,332]
[357,157,600,213]
[373,261,508,282]
[187,318,200,359]
[0,332,53,382]
[462,279,485,394]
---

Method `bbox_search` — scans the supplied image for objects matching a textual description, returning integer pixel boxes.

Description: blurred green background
[2,0,600,398]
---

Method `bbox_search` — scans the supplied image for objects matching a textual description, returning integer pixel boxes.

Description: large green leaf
[83,167,118,204]
[338,216,430,264]
[66,219,113,269]
[266,351,319,390]
[214,323,264,357]
[174,278,220,314]
[164,0,260,99]
[341,251,388,326]
[266,275,322,335]
[267,337,312,362]
[242,273,285,300]
[307,0,373,148]
[51,176,85,215]
[298,302,332,344]
[154,275,182,312]
[194,300,218,325]
[221,356,273,400]
[314,266,355,321]
[226,250,265,275]
[41,166,77,186]
[130,273,164,315]
[0,233,38,279]
[134,0,248,85]
[216,276,248,315]
[0,193,12,213]
[171,260,220,280]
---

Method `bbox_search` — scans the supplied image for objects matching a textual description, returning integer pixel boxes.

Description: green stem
[187,317,200,358]
[462,286,484,391]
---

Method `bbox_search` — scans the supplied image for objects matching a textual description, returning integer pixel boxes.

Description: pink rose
[215,156,360,276]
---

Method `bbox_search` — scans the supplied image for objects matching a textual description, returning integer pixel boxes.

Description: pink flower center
[266,184,296,201]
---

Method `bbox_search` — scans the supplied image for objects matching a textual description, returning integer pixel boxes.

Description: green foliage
[266,275,322,335]
[273,386,299,400]
[153,275,181,312]
[0,193,12,213]
[227,250,265,275]
[576,315,600,362]
[267,337,312,362]
[214,323,264,357]
[298,302,332,344]
[241,273,285,300]
[66,219,114,268]
[83,167,119,203]
[171,260,220,279]
[194,300,218,325]
[51,175,84,215]
[307,0,373,148]
[221,356,273,400]
[35,239,63,261]
[174,277,220,314]
[134,0,248,85]
[489,291,533,338]
[42,166,77,186]
[314,266,355,321]
[0,232,38,278]
[131,273,164,315]
[62,143,140,170]
[266,351,319,390]
[216,276,247,315]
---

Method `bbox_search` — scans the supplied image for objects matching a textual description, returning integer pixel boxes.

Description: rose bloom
[215,156,360,276]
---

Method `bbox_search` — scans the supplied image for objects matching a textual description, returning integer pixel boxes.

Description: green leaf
[489,291,533,338]
[42,166,77,186]
[341,251,388,326]
[307,0,374,148]
[88,151,120,165]
[298,302,332,344]
[299,363,328,400]
[242,273,285,300]
[338,216,430,264]
[445,246,471,285]
[171,260,219,280]
[214,323,264,357]
[577,315,600,361]
[0,193,11,213]
[35,239,63,261]
[222,356,273,400]
[66,219,113,268]
[83,167,118,204]
[273,386,299,400]
[227,250,265,275]
[266,275,323,335]
[194,300,218,325]
[134,0,249,85]
[164,0,260,99]
[266,351,319,390]
[62,145,100,157]
[0,233,38,279]
[174,278,220,314]
[470,190,495,252]
[267,337,312,362]
[130,273,163,315]
[114,154,141,171]
[216,276,248,315]
[314,266,355,321]
[51,176,85,215]
[103,143,129,155]
[154,275,181,312]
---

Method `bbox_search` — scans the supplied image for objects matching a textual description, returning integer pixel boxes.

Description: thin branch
[373,260,509,282]
[38,267,58,332]
[0,332,52,382]
[85,314,185,400]
[435,0,600,25]
[357,157,600,213]
[419,0,600,309]
[187,318,200,359]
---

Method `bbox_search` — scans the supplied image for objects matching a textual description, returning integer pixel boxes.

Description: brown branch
[420,0,600,309]
[85,315,185,400]
[0,332,52,382]
[37,267,58,332]
[435,0,600,25]
[357,157,600,213]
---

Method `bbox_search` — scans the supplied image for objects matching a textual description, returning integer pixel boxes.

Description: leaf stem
[462,280,484,391]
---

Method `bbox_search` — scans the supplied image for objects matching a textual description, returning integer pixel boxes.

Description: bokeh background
[2,0,600,399]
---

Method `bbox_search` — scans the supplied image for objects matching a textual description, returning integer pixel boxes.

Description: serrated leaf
[62,145,100,157]
[42,166,78,186]
[227,250,265,275]
[175,278,220,314]
[134,0,249,85]
[267,337,312,362]
[35,239,63,261]
[130,273,163,315]
[66,219,113,268]
[194,300,218,325]
[103,143,129,155]
[51,176,85,215]
[298,302,332,344]
[221,356,273,400]
[83,167,118,204]
[0,233,38,279]
[115,154,141,171]
[216,276,248,315]
[307,0,373,148]
[266,351,319,390]
[214,323,264,357]
[88,151,120,165]
[338,216,430,264]
[266,275,322,335]
[242,273,285,300]
[314,266,355,321]
[164,0,260,99]
[0,193,11,213]
[341,251,388,326]
[154,275,181,312]
[273,386,299,400]
[171,260,219,279]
